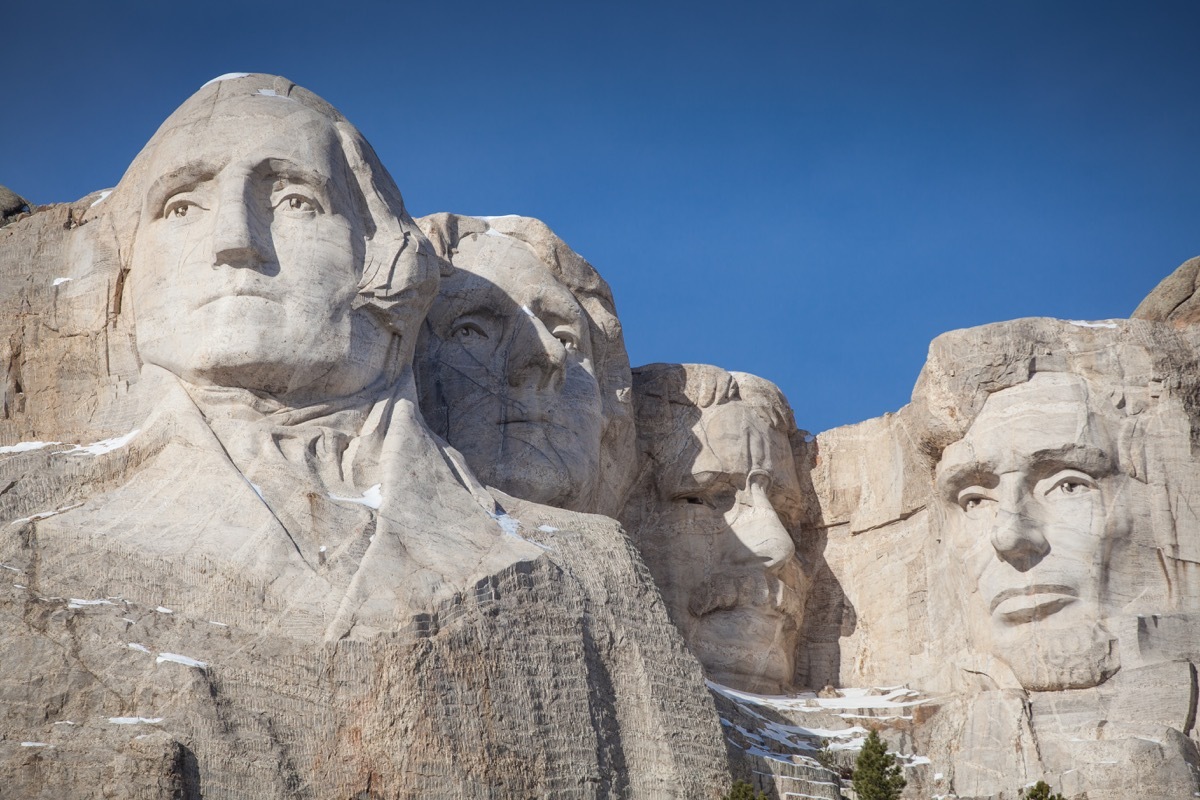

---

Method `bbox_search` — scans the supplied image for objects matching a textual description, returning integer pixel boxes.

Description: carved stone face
[419,233,604,510]
[129,93,392,401]
[644,399,805,693]
[937,373,1124,689]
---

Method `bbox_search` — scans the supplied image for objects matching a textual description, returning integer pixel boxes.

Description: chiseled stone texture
[415,212,635,518]
[800,317,1200,798]
[0,74,732,798]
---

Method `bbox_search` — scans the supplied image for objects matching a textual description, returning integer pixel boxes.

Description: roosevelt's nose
[989,486,1050,568]
[507,314,566,391]
[211,183,266,270]
[726,473,796,572]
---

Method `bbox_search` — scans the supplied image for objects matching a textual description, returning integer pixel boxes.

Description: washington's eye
[552,326,580,351]
[163,198,203,219]
[276,193,317,213]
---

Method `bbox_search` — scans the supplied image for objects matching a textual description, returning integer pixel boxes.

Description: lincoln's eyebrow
[145,161,217,216]
[1027,443,1117,478]
[935,454,997,497]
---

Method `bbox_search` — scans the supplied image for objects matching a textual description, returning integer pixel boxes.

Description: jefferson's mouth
[689,572,805,621]
[989,584,1077,624]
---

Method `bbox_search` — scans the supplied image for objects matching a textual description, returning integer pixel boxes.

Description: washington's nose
[726,475,795,572]
[508,313,567,391]
[211,185,265,270]
[989,494,1050,568]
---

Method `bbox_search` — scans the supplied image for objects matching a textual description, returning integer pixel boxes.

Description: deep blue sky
[4,1,1197,433]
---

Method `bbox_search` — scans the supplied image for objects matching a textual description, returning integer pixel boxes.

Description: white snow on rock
[68,598,116,610]
[328,483,382,510]
[1068,320,1120,329]
[256,88,279,97]
[0,563,20,572]
[201,72,250,88]
[156,652,208,669]
[21,742,51,747]
[536,524,559,533]
[52,277,72,286]
[52,721,77,726]
[155,606,173,614]
[88,190,113,208]
[10,503,84,526]
[108,716,163,725]
[0,441,61,454]
[128,643,151,654]
[207,620,228,627]
[57,429,140,456]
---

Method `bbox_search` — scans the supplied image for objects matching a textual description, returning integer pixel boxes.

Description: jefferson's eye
[552,326,580,351]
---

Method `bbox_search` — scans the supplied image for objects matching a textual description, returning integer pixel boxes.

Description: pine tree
[721,780,768,800]
[851,729,907,800]
[1019,780,1065,800]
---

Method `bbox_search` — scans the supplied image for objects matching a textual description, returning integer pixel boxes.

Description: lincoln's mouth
[989,584,1078,624]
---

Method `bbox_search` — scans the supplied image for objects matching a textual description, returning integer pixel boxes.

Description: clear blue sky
[4,1,1197,434]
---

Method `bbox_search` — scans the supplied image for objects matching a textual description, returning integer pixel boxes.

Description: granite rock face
[3,69,1199,799]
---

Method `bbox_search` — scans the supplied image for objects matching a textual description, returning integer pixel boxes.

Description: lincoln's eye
[172,205,189,218]
[965,497,983,510]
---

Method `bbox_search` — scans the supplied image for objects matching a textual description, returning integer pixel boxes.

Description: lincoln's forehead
[938,374,1116,481]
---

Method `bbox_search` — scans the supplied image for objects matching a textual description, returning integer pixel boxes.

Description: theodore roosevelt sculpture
[415,213,635,516]
[621,363,807,693]
[14,74,541,639]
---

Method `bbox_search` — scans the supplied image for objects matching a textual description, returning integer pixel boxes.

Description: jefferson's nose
[989,489,1050,567]
[211,184,265,270]
[507,314,566,391]
[726,474,795,572]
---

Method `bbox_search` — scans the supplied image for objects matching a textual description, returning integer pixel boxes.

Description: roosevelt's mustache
[688,570,804,621]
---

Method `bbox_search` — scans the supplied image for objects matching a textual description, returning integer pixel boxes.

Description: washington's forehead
[148,98,339,170]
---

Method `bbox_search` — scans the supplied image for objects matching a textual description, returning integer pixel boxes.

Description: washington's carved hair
[103,73,440,360]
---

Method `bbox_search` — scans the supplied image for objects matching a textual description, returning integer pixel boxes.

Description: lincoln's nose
[989,497,1050,569]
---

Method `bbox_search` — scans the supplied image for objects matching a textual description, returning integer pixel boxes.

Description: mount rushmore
[1,73,1197,799]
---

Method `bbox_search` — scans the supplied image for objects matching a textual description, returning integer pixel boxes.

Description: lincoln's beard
[999,621,1119,691]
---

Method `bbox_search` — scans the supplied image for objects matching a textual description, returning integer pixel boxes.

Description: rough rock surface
[4,69,1200,800]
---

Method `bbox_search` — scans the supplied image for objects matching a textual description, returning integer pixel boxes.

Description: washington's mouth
[989,584,1078,624]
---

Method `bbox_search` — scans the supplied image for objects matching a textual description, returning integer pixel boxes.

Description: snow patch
[520,304,536,318]
[207,620,227,627]
[155,606,173,614]
[68,598,116,609]
[52,721,77,726]
[21,742,51,747]
[89,190,113,208]
[1068,320,1119,329]
[10,503,84,526]
[127,643,151,654]
[0,563,20,572]
[536,524,559,533]
[156,652,208,669]
[108,716,163,725]
[256,88,279,97]
[0,441,61,454]
[485,227,512,239]
[329,483,382,510]
[478,215,520,220]
[201,72,250,88]
[52,277,72,286]
[57,429,139,456]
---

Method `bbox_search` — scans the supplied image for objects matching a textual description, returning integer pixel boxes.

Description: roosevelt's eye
[552,326,580,351]
[956,487,993,515]
[452,321,488,340]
